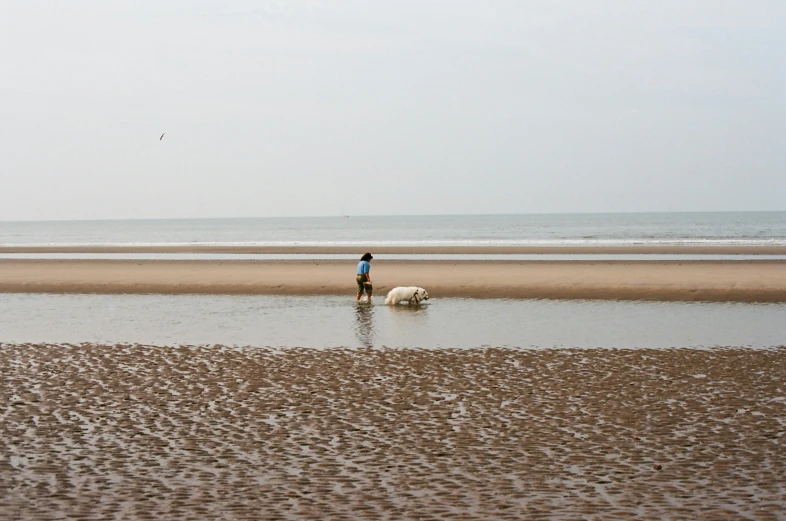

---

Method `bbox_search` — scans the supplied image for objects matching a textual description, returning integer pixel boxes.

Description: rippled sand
[2,345,784,520]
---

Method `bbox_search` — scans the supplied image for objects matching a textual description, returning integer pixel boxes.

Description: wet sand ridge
[2,345,784,520]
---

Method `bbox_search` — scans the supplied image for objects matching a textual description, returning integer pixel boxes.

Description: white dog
[385,286,429,305]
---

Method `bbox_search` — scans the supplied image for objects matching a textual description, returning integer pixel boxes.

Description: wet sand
[1,259,785,302]
[1,345,784,520]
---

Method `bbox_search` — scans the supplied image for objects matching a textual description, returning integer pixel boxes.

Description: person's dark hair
[360,252,373,261]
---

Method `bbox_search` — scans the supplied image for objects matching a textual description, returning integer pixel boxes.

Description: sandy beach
[0,258,785,302]
[2,344,784,520]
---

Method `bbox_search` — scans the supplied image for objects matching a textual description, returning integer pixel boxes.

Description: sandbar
[1,259,785,301]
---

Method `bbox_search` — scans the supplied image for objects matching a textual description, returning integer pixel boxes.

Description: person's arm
[366,263,371,282]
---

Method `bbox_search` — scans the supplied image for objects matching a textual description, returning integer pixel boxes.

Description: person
[356,252,373,302]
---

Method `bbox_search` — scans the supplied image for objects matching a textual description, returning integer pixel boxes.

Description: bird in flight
[160,133,165,141]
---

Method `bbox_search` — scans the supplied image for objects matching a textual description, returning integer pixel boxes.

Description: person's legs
[356,274,367,301]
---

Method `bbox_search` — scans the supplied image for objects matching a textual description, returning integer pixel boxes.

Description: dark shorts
[356,274,372,294]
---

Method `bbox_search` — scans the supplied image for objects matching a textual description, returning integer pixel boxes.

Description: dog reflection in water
[354,302,375,347]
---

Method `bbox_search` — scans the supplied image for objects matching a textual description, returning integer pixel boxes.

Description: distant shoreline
[1,245,786,255]
[1,259,785,302]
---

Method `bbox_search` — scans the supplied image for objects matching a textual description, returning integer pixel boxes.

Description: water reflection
[1,294,785,348]
[387,302,430,314]
[353,302,375,347]
[383,303,431,347]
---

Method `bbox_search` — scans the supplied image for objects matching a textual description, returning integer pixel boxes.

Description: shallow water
[1,293,783,348]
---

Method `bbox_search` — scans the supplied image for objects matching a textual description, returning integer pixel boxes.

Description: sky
[1,0,784,220]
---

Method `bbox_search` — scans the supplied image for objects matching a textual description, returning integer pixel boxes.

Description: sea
[1,211,785,348]
[1,211,785,247]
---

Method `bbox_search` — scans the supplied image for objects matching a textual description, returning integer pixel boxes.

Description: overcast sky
[1,0,784,220]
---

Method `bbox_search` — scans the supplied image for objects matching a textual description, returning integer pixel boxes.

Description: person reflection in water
[354,303,374,347]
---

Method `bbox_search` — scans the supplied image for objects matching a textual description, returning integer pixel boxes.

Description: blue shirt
[357,260,370,275]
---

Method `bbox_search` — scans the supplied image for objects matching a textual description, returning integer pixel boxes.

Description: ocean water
[1,294,784,348]
[1,212,785,247]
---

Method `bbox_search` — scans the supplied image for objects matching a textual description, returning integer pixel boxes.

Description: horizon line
[1,209,785,224]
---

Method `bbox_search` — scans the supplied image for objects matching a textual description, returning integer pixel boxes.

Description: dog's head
[418,288,429,301]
